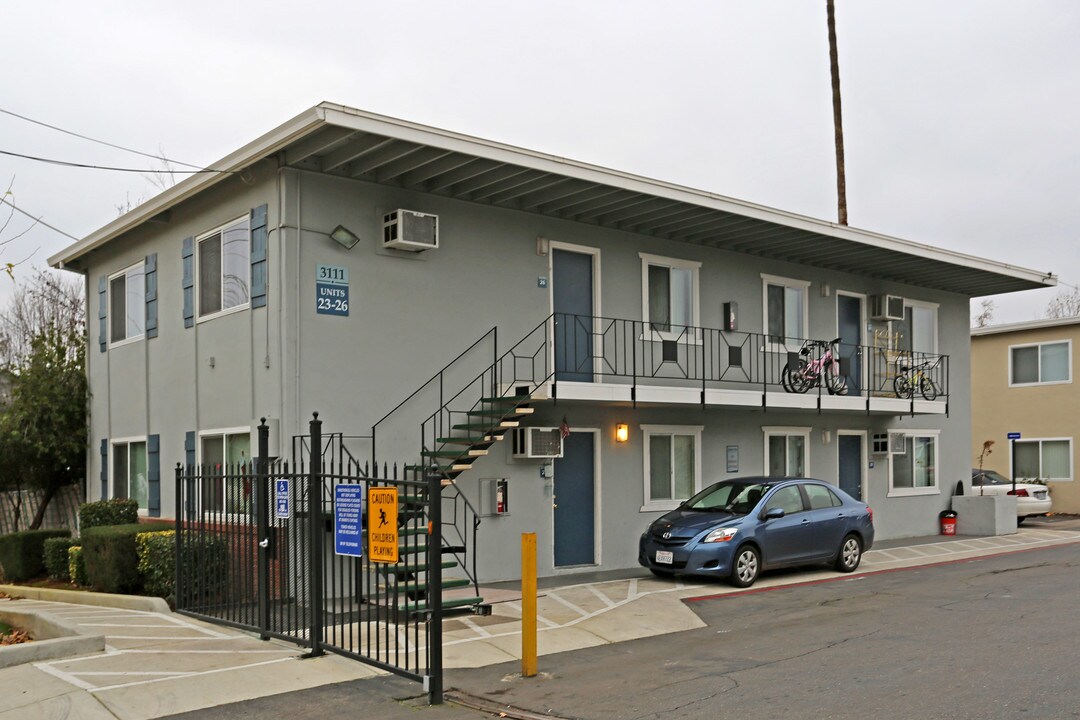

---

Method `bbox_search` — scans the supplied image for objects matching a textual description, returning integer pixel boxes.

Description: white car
[971,469,1052,523]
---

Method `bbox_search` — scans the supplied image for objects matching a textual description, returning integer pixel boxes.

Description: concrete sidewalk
[2,519,1078,719]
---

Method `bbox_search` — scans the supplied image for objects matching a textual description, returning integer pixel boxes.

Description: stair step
[421,449,488,458]
[453,421,519,430]
[479,395,530,405]
[436,437,494,446]
[395,545,466,556]
[399,596,484,613]
[382,559,459,574]
[399,577,472,593]
[406,463,473,475]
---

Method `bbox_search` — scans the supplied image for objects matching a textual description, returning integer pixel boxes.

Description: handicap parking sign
[275,479,291,519]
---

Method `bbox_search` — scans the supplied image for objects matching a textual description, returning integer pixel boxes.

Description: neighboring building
[49,103,1053,582]
[971,318,1079,514]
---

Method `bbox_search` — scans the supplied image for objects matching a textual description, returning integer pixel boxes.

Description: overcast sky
[1,1,1077,324]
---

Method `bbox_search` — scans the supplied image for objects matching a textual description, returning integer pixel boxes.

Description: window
[113,440,148,512]
[805,483,842,509]
[109,263,145,344]
[889,431,939,495]
[642,425,703,510]
[198,217,250,318]
[762,275,809,347]
[200,430,253,513]
[897,301,938,355]
[1010,341,1071,386]
[1014,438,1072,480]
[764,485,806,515]
[764,427,809,477]
[641,254,700,335]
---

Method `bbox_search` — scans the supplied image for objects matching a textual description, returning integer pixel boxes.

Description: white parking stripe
[88,657,295,693]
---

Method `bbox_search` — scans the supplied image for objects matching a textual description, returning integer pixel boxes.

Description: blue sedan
[639,477,875,587]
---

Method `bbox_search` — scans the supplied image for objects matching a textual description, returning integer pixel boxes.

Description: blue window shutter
[144,253,158,339]
[250,204,268,308]
[100,438,109,500]
[182,236,195,328]
[185,431,196,470]
[98,275,108,352]
[147,434,161,517]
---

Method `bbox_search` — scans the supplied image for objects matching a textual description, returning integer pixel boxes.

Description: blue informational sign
[1007,432,1022,440]
[334,484,364,557]
[316,264,349,316]
[274,479,290,520]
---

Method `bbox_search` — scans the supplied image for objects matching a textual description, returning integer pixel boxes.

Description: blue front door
[838,434,863,501]
[837,294,862,393]
[552,249,593,382]
[554,431,595,567]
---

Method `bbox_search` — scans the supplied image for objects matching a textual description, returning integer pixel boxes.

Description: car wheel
[650,568,674,579]
[835,533,862,573]
[729,545,761,588]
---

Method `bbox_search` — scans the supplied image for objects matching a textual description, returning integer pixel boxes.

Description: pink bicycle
[781,338,848,395]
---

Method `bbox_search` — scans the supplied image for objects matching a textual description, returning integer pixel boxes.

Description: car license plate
[655,550,673,565]
[1036,491,1047,499]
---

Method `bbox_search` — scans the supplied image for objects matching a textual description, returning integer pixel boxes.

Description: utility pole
[826,0,848,226]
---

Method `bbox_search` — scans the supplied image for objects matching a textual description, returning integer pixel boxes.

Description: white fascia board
[48,106,328,269]
[320,104,1056,290]
[972,316,1080,336]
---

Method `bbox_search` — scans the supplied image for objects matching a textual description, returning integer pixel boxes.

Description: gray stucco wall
[81,162,972,579]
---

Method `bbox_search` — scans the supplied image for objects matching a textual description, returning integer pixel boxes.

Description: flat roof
[50,102,1056,297]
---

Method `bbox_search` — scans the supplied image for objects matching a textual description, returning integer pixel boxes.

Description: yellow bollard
[521,532,537,677]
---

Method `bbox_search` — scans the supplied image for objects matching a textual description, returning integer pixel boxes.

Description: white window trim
[107,261,146,348]
[887,428,941,497]
[640,253,702,343]
[195,215,251,323]
[112,435,149,516]
[762,426,811,477]
[1008,339,1072,387]
[197,427,257,522]
[902,299,939,355]
[761,274,810,353]
[640,424,703,512]
[1009,436,1074,481]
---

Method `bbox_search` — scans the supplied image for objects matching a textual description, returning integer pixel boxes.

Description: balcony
[526,313,949,416]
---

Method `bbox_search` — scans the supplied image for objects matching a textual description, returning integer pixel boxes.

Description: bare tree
[972,298,996,328]
[1045,288,1080,319]
[0,269,84,370]
[0,178,39,279]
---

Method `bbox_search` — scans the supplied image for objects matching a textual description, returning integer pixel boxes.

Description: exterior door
[552,249,594,382]
[838,433,864,501]
[837,294,862,394]
[553,431,596,567]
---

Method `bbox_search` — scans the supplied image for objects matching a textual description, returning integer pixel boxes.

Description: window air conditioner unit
[382,209,439,252]
[511,427,564,459]
[888,432,907,455]
[870,294,905,321]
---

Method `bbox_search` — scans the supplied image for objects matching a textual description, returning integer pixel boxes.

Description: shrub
[79,499,139,531]
[68,546,88,586]
[82,522,172,594]
[136,530,175,599]
[175,533,229,607]
[0,529,71,582]
[44,537,78,581]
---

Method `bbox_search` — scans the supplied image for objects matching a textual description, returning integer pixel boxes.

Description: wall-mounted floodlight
[330,225,361,250]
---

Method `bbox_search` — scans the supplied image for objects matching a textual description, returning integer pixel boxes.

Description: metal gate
[175,414,445,702]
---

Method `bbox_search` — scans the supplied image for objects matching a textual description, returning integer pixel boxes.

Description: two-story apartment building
[972,318,1079,514]
[50,103,1054,582]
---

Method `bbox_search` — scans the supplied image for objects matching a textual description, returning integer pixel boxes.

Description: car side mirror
[763,507,785,520]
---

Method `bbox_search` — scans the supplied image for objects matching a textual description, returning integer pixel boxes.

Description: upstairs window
[198,217,250,318]
[762,275,808,347]
[641,253,700,335]
[1010,341,1070,386]
[109,263,145,344]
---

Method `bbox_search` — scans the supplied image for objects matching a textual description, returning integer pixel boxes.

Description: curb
[0,584,171,613]
[0,606,105,668]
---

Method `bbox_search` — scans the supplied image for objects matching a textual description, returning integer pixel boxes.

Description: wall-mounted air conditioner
[888,432,907,455]
[382,209,439,252]
[872,432,907,455]
[511,427,563,459]
[870,294,905,321]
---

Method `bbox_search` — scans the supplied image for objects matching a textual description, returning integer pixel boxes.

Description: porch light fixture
[330,225,361,250]
[615,423,629,443]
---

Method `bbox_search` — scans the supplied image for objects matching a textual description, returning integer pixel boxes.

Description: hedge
[81,522,172,594]
[79,499,139,531]
[44,537,78,581]
[175,533,229,606]
[0,529,71,582]
[136,530,175,599]
[68,546,88,586]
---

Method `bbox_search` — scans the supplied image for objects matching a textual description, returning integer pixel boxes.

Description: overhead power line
[0,149,232,174]
[0,196,80,241]
[0,106,204,169]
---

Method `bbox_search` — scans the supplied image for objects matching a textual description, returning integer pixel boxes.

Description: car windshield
[973,470,1010,485]
[684,481,771,515]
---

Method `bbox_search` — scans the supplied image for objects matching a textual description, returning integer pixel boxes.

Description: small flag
[560,417,570,439]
